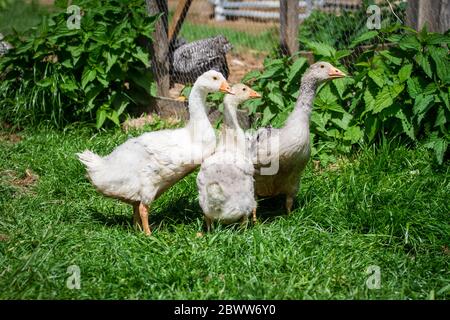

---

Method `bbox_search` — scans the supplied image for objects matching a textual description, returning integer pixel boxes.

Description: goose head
[303,62,346,84]
[195,70,234,94]
[225,84,261,105]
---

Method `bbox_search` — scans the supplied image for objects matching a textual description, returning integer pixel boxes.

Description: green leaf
[331,113,352,130]
[407,77,422,98]
[96,108,107,129]
[116,100,129,116]
[398,35,421,51]
[373,86,393,113]
[242,70,261,83]
[350,31,378,48]
[259,64,284,80]
[311,112,331,131]
[424,132,448,164]
[333,77,352,100]
[335,50,352,60]
[262,106,275,126]
[107,110,120,126]
[132,47,150,67]
[380,51,402,65]
[368,70,385,88]
[129,70,153,94]
[286,57,307,87]
[267,88,284,107]
[344,126,363,143]
[59,79,78,92]
[434,138,447,165]
[428,46,449,83]
[434,107,447,128]
[365,116,380,142]
[304,41,336,57]
[396,109,415,140]
[425,136,448,165]
[105,52,118,73]
[413,94,435,125]
[439,91,449,111]
[61,59,73,68]
[398,64,413,83]
[415,52,432,79]
[81,68,97,89]
[363,86,376,111]
[36,77,53,88]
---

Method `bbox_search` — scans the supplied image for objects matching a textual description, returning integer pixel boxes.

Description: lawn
[179,21,278,53]
[0,125,448,299]
[0,0,52,35]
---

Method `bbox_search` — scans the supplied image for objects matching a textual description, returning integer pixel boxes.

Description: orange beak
[220,81,234,94]
[328,67,346,79]
[248,89,261,99]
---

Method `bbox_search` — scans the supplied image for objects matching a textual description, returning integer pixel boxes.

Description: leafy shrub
[243,26,449,164]
[0,0,158,128]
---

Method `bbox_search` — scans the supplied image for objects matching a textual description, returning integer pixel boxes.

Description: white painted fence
[210,0,327,21]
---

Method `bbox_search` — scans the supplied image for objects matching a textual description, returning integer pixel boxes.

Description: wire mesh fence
[153,0,448,98]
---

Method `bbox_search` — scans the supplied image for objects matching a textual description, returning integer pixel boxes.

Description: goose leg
[240,216,249,229]
[286,195,294,215]
[133,203,142,230]
[205,216,212,233]
[252,195,258,223]
[139,202,151,236]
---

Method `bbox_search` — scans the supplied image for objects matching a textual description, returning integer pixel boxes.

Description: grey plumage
[197,162,255,224]
[0,33,12,56]
[170,35,232,84]
[248,62,347,214]
[197,84,260,228]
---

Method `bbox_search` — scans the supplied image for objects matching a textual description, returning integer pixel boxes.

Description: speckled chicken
[170,35,232,84]
[197,84,261,231]
[0,33,12,56]
[249,62,346,219]
[77,70,233,235]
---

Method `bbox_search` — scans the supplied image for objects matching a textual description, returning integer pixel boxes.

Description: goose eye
[320,65,325,69]
[242,88,246,91]
[213,76,218,80]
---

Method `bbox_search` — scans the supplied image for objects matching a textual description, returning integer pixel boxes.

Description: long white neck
[219,96,247,154]
[223,96,242,132]
[187,85,210,128]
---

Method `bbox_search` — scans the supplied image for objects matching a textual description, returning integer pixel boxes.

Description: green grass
[0,125,448,299]
[0,0,51,35]
[179,21,278,53]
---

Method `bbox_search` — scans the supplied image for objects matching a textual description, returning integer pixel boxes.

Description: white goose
[77,70,233,235]
[197,84,261,231]
[249,62,346,220]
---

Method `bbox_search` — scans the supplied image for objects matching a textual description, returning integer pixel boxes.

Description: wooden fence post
[146,0,170,97]
[407,0,450,33]
[168,0,194,44]
[406,0,419,30]
[280,0,299,56]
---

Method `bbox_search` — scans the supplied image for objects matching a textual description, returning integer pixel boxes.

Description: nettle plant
[0,0,158,128]
[243,26,449,164]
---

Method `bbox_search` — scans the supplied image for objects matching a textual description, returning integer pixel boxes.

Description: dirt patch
[227,50,265,84]
[0,234,8,241]
[3,169,39,191]
[169,0,279,34]
[443,246,450,256]
[0,132,22,144]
